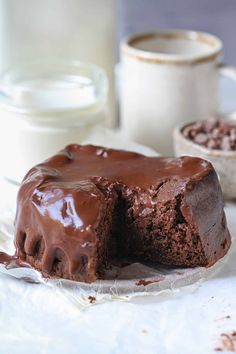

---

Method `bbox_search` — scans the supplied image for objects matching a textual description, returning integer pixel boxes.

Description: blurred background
[0,0,236,71]
[0,0,235,141]
[118,0,236,63]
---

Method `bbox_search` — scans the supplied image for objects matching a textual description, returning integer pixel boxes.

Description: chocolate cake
[14,145,231,283]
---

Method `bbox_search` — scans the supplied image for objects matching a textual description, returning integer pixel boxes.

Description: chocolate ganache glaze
[14,145,231,282]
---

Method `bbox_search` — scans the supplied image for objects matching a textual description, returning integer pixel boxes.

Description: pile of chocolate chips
[182,118,236,150]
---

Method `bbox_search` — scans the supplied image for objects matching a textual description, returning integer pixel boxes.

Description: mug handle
[218,63,236,120]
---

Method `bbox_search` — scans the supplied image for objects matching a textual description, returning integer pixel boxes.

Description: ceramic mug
[120,30,236,155]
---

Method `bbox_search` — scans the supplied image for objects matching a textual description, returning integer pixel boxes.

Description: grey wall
[118,0,236,64]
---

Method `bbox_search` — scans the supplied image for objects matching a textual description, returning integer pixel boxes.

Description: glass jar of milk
[0,60,108,184]
[0,0,116,126]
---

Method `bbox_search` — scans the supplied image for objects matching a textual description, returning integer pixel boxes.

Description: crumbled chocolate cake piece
[88,296,96,303]
[14,145,231,283]
[135,279,158,286]
[182,118,236,150]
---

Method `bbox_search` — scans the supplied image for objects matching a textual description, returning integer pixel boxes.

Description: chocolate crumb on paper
[215,332,236,352]
[88,296,96,304]
[220,333,235,352]
[214,315,231,322]
[135,277,163,286]
[135,279,154,286]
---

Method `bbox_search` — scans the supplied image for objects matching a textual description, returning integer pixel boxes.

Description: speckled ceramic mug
[121,30,236,155]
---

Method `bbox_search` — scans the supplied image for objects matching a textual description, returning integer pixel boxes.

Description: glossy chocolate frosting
[14,145,231,282]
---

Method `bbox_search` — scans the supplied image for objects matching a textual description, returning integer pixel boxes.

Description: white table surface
[0,78,236,354]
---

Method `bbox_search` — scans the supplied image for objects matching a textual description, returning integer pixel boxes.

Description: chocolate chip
[191,122,203,134]
[194,133,208,145]
[207,139,218,149]
[182,126,193,138]
[230,129,236,141]
[205,118,218,132]
[212,128,221,138]
[221,136,231,151]
[218,121,231,135]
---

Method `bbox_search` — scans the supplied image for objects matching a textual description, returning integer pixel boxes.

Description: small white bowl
[173,124,236,199]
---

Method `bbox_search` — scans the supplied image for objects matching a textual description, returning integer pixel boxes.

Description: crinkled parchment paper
[0,127,232,305]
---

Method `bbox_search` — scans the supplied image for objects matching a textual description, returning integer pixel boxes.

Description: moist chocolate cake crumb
[182,118,236,151]
[135,279,156,286]
[14,144,231,283]
[88,296,96,304]
[214,315,231,322]
[0,251,31,270]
